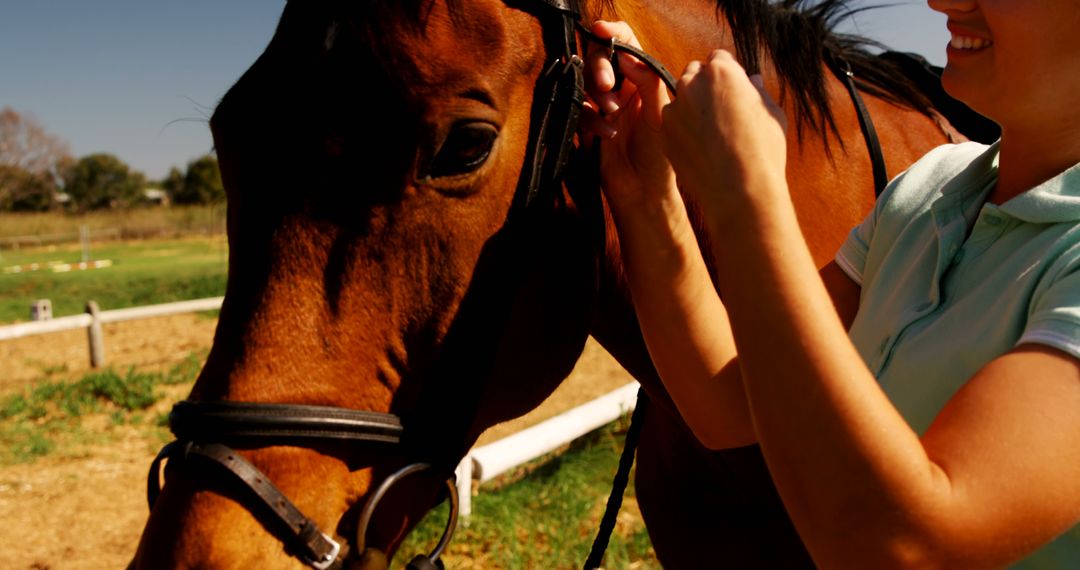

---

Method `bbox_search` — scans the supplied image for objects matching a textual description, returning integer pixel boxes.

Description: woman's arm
[664,49,1080,567]
[713,191,1080,566]
[584,21,752,448]
[584,21,863,450]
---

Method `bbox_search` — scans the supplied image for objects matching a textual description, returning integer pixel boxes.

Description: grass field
[0,237,227,323]
[0,205,223,241]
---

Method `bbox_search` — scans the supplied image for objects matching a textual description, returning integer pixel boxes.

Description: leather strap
[148,400,403,569]
[825,53,889,198]
[150,441,343,570]
[513,0,579,16]
[576,24,678,94]
[169,400,404,445]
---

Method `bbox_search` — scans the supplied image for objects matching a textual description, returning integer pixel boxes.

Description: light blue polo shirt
[836,141,1080,568]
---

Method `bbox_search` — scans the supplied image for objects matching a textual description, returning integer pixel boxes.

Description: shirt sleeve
[835,214,874,286]
[835,185,893,287]
[1019,252,1080,360]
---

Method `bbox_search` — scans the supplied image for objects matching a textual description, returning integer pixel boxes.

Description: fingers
[675,49,739,94]
[579,102,618,143]
[662,49,791,208]
[584,20,644,114]
[614,53,672,130]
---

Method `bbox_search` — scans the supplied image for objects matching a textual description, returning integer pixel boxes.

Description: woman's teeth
[950,36,993,50]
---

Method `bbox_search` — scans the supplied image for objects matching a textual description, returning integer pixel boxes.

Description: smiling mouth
[950,35,993,51]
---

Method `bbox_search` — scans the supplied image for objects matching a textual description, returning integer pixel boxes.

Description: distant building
[142,188,170,206]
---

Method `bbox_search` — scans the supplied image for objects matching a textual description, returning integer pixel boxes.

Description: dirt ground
[0,315,635,569]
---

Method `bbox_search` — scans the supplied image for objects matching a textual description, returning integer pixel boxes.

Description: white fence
[456,382,640,517]
[0,297,225,367]
[0,296,640,518]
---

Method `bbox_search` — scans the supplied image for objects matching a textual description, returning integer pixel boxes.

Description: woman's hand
[581,20,676,214]
[662,50,789,220]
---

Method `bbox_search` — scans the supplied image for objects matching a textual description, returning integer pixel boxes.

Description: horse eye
[428,122,498,178]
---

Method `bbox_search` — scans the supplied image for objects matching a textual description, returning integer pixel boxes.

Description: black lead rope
[583,388,649,570]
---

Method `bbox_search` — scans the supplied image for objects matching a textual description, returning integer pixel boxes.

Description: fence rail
[456,382,640,517]
[0,296,224,366]
[0,295,640,519]
[0,228,122,249]
[0,297,224,342]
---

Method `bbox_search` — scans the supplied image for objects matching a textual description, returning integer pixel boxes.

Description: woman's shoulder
[876,141,998,213]
[907,140,994,176]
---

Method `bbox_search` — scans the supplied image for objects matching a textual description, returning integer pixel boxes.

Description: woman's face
[927,0,1080,128]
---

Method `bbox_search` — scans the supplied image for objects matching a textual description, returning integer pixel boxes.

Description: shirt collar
[1000,156,1080,223]
[943,140,1080,224]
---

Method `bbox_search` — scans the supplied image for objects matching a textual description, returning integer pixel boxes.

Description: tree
[63,153,146,211]
[172,154,224,205]
[160,167,185,198]
[0,107,72,211]
[0,165,59,211]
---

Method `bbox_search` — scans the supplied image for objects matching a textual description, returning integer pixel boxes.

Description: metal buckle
[305,533,341,570]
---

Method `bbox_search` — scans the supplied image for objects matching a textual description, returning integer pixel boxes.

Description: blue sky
[0,1,947,181]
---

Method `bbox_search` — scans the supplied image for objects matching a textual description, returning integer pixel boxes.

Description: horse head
[131,1,604,567]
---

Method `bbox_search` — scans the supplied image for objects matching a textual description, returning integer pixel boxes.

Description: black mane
[718,0,934,137]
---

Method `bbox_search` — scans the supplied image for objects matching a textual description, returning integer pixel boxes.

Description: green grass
[399,420,659,569]
[0,353,203,464]
[0,237,227,323]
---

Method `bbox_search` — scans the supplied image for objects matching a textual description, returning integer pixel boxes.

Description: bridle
[145,0,888,568]
[146,401,458,570]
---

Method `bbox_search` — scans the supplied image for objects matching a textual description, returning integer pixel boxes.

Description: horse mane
[716,0,934,137]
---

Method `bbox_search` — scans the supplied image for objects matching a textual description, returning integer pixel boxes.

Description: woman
[583,0,1080,566]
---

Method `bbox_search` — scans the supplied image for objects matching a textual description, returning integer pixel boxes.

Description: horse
[131,0,981,567]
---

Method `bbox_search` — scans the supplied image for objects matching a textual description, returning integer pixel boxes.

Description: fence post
[86,301,106,368]
[80,225,90,263]
[456,456,473,519]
